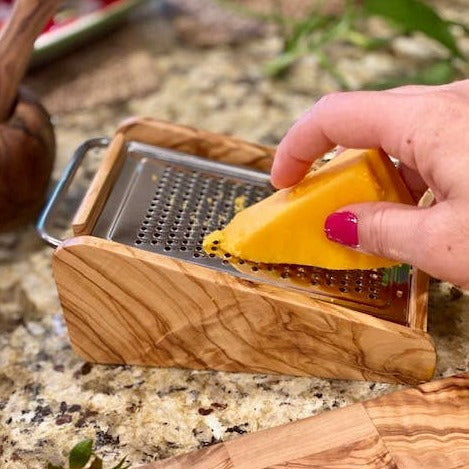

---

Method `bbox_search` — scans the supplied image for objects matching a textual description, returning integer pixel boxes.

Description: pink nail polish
[324,211,359,247]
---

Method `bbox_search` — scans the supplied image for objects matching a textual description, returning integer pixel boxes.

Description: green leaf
[264,50,303,77]
[344,30,389,50]
[447,20,469,37]
[415,60,456,84]
[47,464,64,469]
[89,456,103,469]
[284,12,335,52]
[110,456,130,469]
[364,60,455,90]
[364,0,462,57]
[69,439,93,469]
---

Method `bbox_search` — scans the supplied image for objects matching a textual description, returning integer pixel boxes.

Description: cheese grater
[39,118,436,384]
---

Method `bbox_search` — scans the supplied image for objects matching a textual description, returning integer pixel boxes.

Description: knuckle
[406,90,468,166]
[314,92,344,112]
[361,208,392,258]
[372,210,392,257]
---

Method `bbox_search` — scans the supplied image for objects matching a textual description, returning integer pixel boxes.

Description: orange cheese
[203,149,414,270]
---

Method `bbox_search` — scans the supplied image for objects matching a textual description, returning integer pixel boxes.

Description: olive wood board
[138,372,469,469]
[51,117,435,384]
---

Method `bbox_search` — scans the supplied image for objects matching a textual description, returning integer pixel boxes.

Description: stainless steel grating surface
[135,163,273,259]
[92,142,412,325]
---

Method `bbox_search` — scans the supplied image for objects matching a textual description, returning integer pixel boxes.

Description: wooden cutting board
[139,372,469,469]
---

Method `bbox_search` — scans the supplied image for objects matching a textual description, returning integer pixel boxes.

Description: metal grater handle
[37,137,111,248]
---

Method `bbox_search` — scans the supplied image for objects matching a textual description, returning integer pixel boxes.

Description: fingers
[324,202,430,264]
[272,91,423,188]
[386,84,433,95]
[271,104,335,189]
[272,80,469,190]
[324,201,469,287]
[386,80,469,96]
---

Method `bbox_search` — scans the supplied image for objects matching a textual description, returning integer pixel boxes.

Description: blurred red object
[0,0,122,33]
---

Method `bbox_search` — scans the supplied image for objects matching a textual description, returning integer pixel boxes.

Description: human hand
[271,80,469,288]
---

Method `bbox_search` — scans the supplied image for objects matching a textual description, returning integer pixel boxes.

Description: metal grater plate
[92,142,412,325]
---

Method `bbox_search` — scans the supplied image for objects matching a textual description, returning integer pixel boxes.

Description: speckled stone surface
[1,2,469,468]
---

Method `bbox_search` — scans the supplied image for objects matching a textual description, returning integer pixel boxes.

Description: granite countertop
[1,2,468,468]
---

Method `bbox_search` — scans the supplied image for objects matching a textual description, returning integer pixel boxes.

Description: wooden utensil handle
[0,0,60,121]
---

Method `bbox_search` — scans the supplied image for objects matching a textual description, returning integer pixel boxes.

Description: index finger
[271,91,423,188]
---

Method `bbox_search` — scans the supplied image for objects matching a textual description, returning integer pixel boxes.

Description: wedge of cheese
[203,148,415,270]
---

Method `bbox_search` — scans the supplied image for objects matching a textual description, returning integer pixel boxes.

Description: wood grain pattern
[150,405,394,469]
[364,374,469,468]
[407,270,429,331]
[223,405,387,469]
[72,118,274,236]
[118,117,276,171]
[58,117,433,385]
[0,0,59,120]
[139,373,469,469]
[72,133,125,236]
[69,117,429,332]
[52,236,436,384]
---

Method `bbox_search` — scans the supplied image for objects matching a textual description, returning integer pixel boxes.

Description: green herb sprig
[219,0,467,89]
[47,439,130,469]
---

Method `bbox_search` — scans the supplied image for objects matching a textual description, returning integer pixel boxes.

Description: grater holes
[130,162,401,313]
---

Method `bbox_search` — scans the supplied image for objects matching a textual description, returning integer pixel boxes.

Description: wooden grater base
[51,118,436,384]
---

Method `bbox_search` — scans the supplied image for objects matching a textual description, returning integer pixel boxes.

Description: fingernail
[324,211,359,247]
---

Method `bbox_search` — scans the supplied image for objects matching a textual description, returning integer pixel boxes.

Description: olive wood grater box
[39,118,436,384]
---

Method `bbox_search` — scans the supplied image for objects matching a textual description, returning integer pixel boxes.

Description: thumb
[324,202,433,267]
